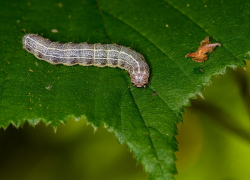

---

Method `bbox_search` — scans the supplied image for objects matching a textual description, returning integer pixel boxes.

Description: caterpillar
[22,34,150,87]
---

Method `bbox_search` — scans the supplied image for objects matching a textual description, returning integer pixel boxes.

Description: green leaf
[0,0,249,179]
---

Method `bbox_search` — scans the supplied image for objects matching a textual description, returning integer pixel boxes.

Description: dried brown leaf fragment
[185,37,221,62]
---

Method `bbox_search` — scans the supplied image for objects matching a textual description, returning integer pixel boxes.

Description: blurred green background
[0,63,249,180]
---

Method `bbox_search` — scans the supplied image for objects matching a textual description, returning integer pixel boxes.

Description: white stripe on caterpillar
[22,34,150,87]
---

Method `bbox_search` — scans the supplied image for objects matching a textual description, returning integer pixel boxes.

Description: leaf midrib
[95,1,172,177]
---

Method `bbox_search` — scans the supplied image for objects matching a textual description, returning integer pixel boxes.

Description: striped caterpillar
[22,34,150,87]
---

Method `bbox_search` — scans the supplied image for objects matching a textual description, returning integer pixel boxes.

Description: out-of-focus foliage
[176,62,250,180]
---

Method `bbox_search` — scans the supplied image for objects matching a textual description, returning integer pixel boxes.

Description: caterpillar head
[130,71,149,88]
